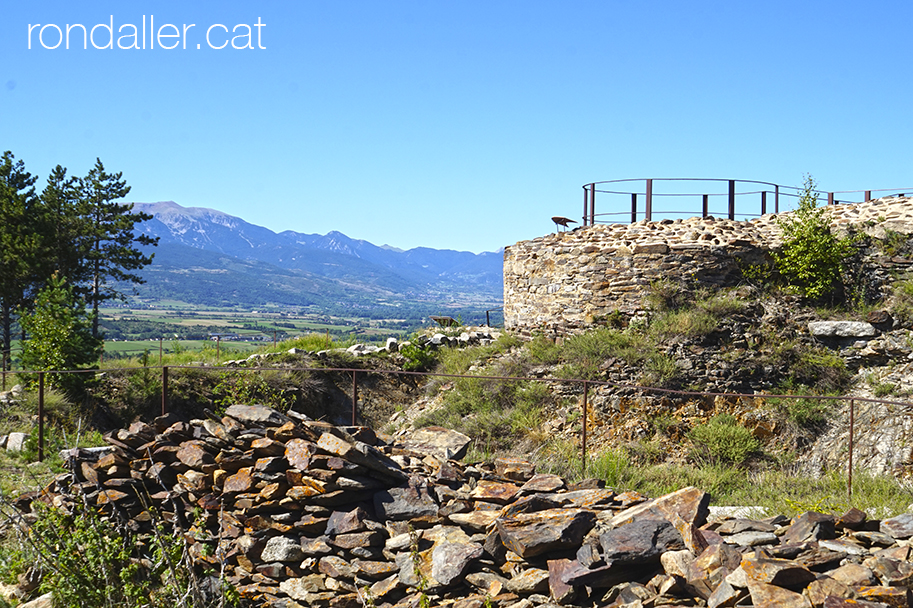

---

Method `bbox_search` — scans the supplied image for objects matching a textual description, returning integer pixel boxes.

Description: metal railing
[580,178,913,226]
[4,363,910,499]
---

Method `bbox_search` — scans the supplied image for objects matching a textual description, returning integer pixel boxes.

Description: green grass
[687,414,760,465]
[536,440,913,518]
[649,308,719,341]
[525,326,677,385]
[891,278,913,326]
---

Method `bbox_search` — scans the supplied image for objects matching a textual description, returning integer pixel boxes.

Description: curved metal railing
[580,178,913,226]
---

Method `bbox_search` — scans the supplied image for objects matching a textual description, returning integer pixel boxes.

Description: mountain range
[127,202,504,319]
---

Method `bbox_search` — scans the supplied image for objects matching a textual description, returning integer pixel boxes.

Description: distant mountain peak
[129,200,503,306]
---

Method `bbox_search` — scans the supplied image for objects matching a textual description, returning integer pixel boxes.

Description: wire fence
[580,178,913,225]
[4,362,911,499]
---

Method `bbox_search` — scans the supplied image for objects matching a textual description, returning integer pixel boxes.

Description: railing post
[864,190,871,202]
[161,366,169,416]
[589,183,596,225]
[761,191,767,216]
[38,372,44,462]
[352,371,358,425]
[775,184,780,213]
[828,192,835,206]
[848,398,854,499]
[581,381,588,477]
[728,180,736,220]
[630,193,637,223]
[702,194,709,218]
[216,335,221,360]
[583,185,589,226]
[159,337,163,366]
[645,179,653,222]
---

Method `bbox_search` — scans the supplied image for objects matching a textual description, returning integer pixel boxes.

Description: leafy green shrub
[0,500,239,608]
[774,175,859,302]
[399,340,437,372]
[688,413,759,465]
[18,274,102,395]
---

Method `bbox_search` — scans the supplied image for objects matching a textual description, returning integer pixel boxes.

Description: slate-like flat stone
[497,508,596,559]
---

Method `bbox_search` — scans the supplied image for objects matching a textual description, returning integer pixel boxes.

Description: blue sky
[3,1,911,253]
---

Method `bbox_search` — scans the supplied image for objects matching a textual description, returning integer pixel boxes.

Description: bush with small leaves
[774,175,859,302]
[688,413,759,465]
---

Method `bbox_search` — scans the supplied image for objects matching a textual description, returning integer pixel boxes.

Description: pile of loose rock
[222,327,501,366]
[16,405,913,608]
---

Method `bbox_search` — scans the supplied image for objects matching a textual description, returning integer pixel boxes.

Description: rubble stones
[496,508,596,559]
[403,427,471,461]
[881,513,913,540]
[808,321,878,338]
[22,405,913,608]
[6,432,27,453]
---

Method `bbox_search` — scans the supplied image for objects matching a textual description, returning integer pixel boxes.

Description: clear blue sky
[3,1,911,253]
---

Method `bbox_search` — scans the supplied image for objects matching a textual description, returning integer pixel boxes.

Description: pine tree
[0,151,41,368]
[78,158,158,337]
[39,165,92,289]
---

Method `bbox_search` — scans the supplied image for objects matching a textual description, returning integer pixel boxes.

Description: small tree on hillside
[19,273,102,394]
[774,175,858,302]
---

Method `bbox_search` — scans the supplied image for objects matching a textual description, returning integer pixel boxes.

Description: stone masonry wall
[504,197,913,335]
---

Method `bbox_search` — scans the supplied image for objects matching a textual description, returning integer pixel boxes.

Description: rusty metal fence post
[581,380,589,477]
[38,371,44,462]
[161,366,169,416]
[631,193,637,223]
[848,398,855,499]
[728,180,736,220]
[351,371,358,425]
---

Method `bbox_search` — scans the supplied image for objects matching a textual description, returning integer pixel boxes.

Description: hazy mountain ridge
[128,201,503,312]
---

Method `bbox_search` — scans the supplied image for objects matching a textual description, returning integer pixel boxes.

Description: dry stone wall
[504,197,913,335]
